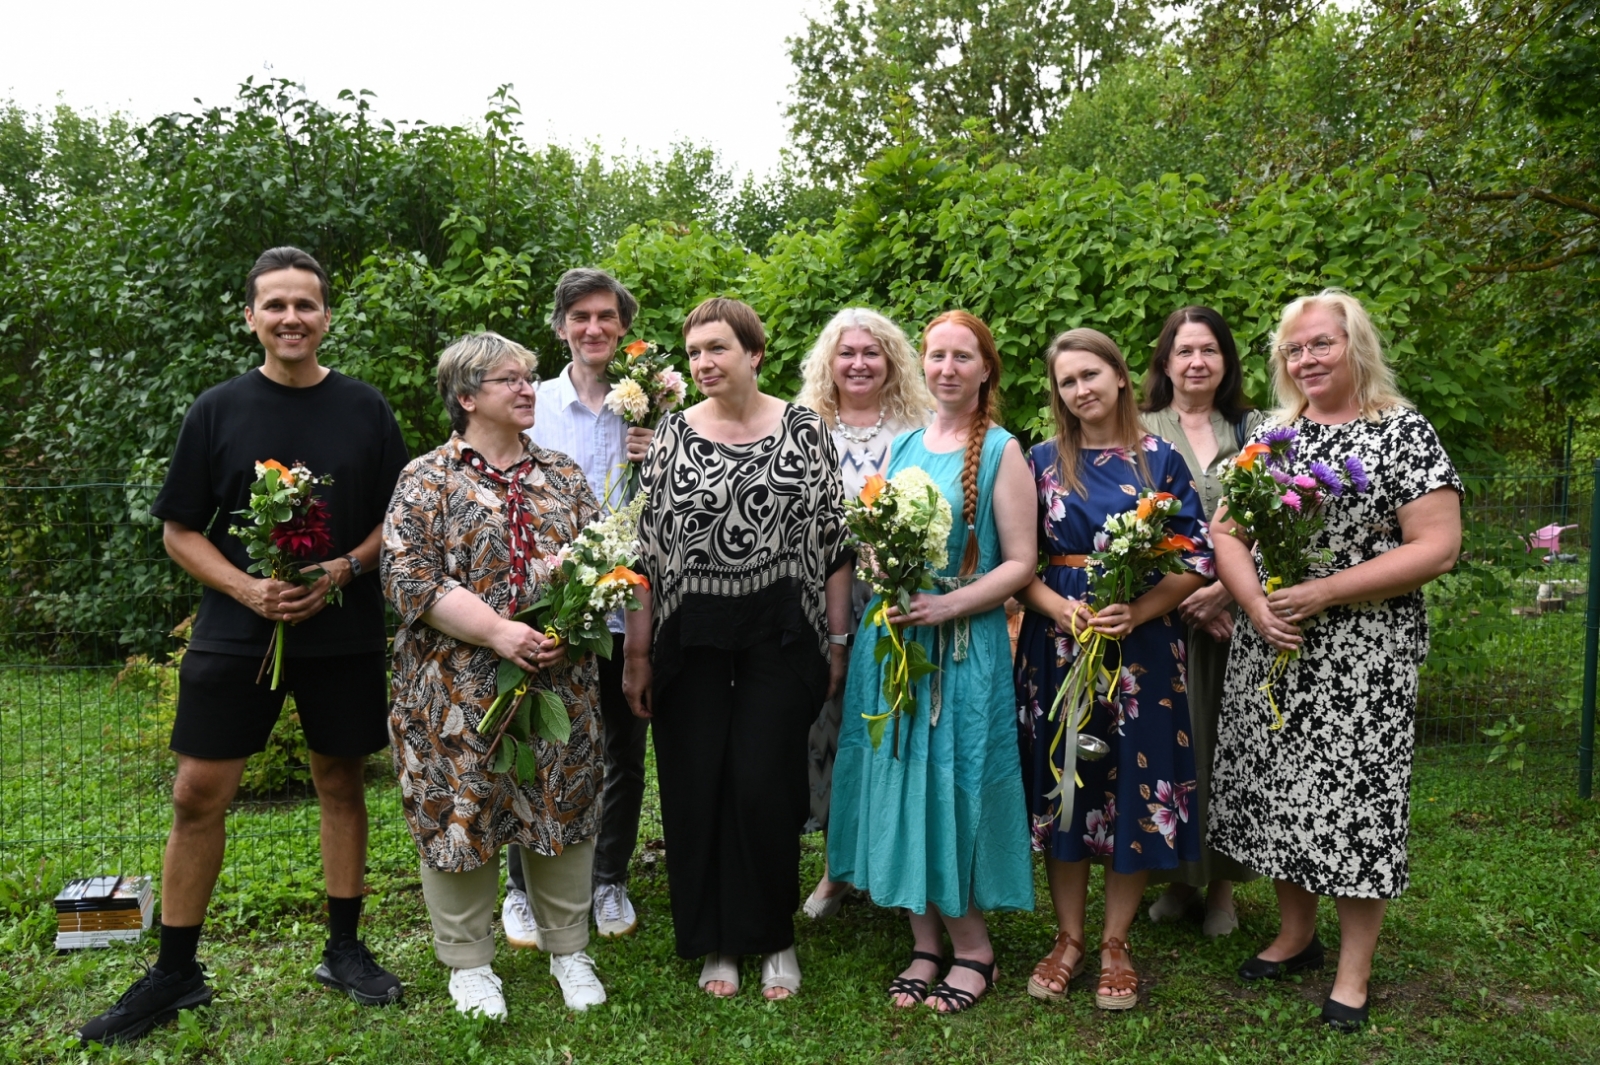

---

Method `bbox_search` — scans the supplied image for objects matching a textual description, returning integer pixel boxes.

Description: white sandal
[698,953,740,997]
[802,881,854,920]
[760,946,801,999]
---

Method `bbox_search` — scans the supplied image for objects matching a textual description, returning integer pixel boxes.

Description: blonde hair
[923,311,1002,577]
[1045,329,1150,497]
[1269,288,1412,424]
[794,308,933,429]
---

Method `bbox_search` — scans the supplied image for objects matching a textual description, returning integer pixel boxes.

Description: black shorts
[171,650,390,760]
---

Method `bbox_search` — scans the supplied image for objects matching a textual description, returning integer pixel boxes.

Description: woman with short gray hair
[381,331,609,1020]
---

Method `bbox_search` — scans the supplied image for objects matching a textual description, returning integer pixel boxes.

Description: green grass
[1,750,1597,1063]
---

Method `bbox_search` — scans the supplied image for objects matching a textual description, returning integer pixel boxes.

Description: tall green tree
[786,0,1161,185]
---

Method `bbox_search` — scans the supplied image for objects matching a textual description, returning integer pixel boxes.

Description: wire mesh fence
[0,466,1589,908]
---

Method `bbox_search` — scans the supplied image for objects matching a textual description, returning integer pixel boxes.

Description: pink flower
[1292,474,1317,490]
[1281,490,1302,511]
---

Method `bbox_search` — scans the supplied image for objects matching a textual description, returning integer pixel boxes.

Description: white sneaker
[502,888,540,949]
[448,965,507,1020]
[550,951,607,1011]
[592,882,638,938]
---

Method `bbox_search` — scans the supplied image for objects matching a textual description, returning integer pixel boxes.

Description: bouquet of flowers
[845,468,953,758]
[604,339,689,496]
[1043,491,1198,832]
[1217,425,1368,728]
[228,459,342,690]
[477,495,649,785]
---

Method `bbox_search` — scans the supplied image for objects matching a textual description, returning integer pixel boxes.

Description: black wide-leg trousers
[652,639,820,959]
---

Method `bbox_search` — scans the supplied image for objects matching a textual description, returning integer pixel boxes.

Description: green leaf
[496,657,525,696]
[512,690,532,741]
[516,739,537,782]
[490,737,515,774]
[534,689,572,745]
[874,634,895,663]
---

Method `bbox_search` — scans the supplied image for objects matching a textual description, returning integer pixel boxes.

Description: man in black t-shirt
[79,248,410,1048]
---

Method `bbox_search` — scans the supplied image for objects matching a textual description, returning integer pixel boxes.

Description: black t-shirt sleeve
[371,399,410,524]
[152,392,219,531]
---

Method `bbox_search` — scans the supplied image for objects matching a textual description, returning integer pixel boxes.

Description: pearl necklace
[837,408,885,444]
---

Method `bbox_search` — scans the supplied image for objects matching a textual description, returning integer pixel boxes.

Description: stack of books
[54,875,154,950]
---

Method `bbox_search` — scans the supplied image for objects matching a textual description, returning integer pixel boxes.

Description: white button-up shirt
[528,362,632,632]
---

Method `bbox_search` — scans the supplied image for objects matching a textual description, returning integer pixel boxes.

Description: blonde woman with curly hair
[794,308,931,919]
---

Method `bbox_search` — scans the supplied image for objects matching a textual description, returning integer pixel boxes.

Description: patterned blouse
[637,405,850,688]
[381,433,603,872]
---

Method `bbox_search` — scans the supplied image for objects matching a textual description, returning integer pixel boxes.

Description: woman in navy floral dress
[1015,329,1212,1010]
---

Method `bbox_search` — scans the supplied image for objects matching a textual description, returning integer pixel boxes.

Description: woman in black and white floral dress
[1208,289,1462,1033]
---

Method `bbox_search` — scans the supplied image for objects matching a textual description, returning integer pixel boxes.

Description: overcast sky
[5,1,818,175]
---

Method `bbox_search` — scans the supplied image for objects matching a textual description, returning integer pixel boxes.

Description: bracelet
[827,633,853,647]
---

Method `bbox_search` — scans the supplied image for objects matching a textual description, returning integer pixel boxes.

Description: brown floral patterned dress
[381,433,604,873]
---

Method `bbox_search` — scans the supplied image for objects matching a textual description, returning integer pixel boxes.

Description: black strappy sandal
[886,950,944,1006]
[926,957,996,1014]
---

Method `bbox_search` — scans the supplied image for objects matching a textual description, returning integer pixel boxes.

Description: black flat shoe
[1321,994,1369,1033]
[1237,936,1325,982]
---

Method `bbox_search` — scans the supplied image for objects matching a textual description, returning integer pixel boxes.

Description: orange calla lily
[258,458,294,486]
[1157,533,1198,553]
[859,474,888,507]
[1235,443,1271,467]
[596,565,649,589]
[624,339,650,358]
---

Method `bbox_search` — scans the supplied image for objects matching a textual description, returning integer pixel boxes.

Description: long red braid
[923,311,1002,577]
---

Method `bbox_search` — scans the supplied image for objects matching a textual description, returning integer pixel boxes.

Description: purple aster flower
[1269,467,1291,485]
[1344,454,1370,493]
[1309,461,1344,495]
[1261,425,1298,447]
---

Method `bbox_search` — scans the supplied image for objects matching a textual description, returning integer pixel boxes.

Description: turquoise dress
[828,427,1035,916]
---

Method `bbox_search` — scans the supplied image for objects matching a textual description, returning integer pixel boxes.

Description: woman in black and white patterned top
[1208,289,1462,1033]
[624,298,854,1002]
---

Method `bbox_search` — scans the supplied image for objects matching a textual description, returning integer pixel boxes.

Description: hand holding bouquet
[604,340,689,496]
[844,467,953,758]
[228,459,341,690]
[1044,490,1198,831]
[1217,425,1368,728]
[477,495,649,785]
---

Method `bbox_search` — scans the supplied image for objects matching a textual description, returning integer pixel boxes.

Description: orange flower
[256,458,294,486]
[1235,443,1271,467]
[596,565,649,589]
[1134,492,1173,521]
[1157,533,1198,553]
[859,474,888,507]
[624,339,650,358]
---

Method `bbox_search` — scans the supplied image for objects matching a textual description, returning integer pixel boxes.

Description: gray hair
[549,268,639,338]
[436,332,538,435]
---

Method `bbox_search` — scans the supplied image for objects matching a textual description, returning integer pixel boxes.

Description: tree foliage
[786,0,1161,185]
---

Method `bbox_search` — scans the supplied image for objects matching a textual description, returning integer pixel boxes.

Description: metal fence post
[1581,457,1599,799]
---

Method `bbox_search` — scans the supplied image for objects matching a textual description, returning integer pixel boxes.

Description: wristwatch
[827,633,853,647]
[343,553,362,578]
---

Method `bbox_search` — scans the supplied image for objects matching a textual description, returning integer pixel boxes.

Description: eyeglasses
[481,372,539,391]
[1276,334,1344,363]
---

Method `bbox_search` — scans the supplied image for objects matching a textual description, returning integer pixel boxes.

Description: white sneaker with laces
[592,882,638,938]
[448,965,507,1019]
[502,888,540,949]
[550,951,607,1011]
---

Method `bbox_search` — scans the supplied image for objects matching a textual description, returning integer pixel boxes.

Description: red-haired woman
[828,311,1037,1014]
[1013,329,1212,1011]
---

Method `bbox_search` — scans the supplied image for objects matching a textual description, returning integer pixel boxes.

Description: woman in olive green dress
[1139,305,1263,937]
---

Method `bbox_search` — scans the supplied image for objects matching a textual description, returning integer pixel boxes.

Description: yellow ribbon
[1041,609,1122,830]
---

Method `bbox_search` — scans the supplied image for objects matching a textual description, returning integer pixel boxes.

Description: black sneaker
[78,963,213,1047]
[314,940,403,1005]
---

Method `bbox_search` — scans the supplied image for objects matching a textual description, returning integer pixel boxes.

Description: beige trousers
[419,840,594,967]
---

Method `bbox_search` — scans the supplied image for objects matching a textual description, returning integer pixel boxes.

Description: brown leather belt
[1048,554,1089,568]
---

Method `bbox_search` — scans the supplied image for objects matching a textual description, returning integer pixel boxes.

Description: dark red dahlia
[270,497,335,560]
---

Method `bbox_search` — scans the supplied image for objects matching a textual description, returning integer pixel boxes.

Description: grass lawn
[1,744,1596,1064]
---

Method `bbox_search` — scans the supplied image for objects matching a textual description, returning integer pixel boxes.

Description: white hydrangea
[888,466,953,570]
